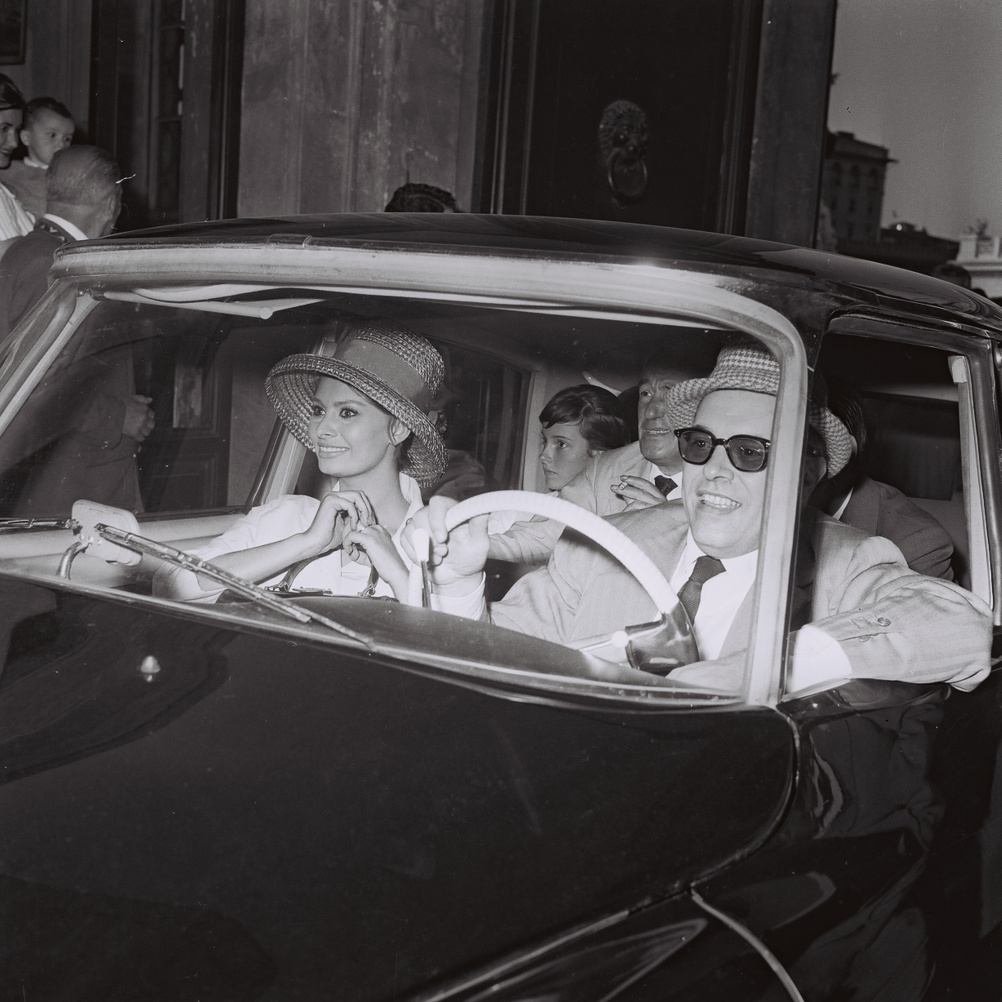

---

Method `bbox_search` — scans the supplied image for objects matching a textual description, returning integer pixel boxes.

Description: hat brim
[266,354,448,488]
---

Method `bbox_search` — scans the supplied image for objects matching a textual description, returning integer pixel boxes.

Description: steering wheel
[439,490,699,672]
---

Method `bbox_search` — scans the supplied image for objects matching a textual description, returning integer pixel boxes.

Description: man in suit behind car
[0,145,123,339]
[0,146,155,515]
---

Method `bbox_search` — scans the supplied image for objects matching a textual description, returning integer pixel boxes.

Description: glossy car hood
[0,587,796,999]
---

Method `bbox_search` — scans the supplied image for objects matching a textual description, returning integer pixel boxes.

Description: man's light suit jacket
[488,441,652,563]
[489,501,990,692]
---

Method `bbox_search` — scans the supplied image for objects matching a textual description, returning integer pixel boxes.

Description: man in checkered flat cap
[413,339,991,696]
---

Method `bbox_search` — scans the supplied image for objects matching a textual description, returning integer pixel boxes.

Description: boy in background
[1,97,75,218]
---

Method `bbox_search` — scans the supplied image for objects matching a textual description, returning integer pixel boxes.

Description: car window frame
[822,313,1000,623]
[0,250,814,708]
[0,287,84,425]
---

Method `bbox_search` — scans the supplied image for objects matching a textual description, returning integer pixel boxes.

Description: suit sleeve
[872,482,955,580]
[488,505,679,644]
[485,461,607,564]
[805,530,991,691]
[488,515,566,563]
[488,527,657,645]
[488,536,595,643]
[7,259,49,332]
[885,511,955,581]
[0,242,51,337]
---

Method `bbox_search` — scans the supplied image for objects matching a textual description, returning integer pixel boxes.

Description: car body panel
[51,213,1002,343]
[0,583,794,999]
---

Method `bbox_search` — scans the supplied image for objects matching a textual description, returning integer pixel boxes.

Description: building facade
[3,0,838,247]
[820,130,893,244]
[956,233,1002,299]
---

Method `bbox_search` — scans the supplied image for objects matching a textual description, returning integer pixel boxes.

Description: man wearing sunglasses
[413,340,990,695]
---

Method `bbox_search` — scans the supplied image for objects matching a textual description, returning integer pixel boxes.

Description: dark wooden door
[89,0,243,230]
[477,0,762,232]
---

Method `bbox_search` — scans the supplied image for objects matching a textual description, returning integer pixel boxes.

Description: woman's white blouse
[194,473,424,598]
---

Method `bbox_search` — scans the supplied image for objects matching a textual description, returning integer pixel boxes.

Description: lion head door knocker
[598,100,650,204]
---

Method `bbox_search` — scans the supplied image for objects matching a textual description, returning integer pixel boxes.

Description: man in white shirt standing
[411,339,992,696]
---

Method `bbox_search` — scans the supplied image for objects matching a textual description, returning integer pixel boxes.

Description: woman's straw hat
[266,320,448,487]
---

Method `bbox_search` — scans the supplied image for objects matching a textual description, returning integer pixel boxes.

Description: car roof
[57,213,1002,340]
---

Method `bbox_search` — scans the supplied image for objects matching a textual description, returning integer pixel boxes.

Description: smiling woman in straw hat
[157,320,447,603]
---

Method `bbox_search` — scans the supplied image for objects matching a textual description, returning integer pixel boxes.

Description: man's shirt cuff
[788,623,852,694]
[431,574,487,620]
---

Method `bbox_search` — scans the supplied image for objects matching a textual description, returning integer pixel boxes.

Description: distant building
[818,131,959,274]
[820,131,893,245]
[955,233,1002,299]
[863,222,960,275]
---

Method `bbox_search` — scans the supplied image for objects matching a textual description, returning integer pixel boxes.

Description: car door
[0,582,798,1000]
[692,315,1002,1000]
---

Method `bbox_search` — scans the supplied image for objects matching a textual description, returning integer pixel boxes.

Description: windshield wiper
[0,517,73,533]
[79,522,376,649]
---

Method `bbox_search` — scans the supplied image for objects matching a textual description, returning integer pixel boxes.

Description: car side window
[766,328,999,703]
[817,329,990,600]
[0,302,321,520]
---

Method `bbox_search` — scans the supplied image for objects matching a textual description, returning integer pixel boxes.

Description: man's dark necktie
[677,554,725,625]
[654,475,677,497]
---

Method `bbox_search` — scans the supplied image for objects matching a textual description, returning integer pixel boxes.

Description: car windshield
[0,292,533,519]
[0,280,800,705]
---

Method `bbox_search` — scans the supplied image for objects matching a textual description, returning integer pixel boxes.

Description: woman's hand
[343,524,410,600]
[301,490,376,556]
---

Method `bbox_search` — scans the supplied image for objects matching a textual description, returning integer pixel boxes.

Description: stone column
[238,0,484,217]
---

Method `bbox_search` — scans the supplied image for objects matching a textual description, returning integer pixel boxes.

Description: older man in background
[488,348,703,562]
[0,145,155,515]
[0,145,124,339]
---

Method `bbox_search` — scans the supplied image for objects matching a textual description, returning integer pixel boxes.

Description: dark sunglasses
[674,427,771,473]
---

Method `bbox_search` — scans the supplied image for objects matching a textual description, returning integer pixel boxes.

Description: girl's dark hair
[0,74,25,113]
[540,384,630,452]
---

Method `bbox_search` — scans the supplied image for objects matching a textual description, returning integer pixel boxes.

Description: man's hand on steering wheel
[402,495,490,592]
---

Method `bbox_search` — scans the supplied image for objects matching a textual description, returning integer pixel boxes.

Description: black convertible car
[0,214,1000,1000]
